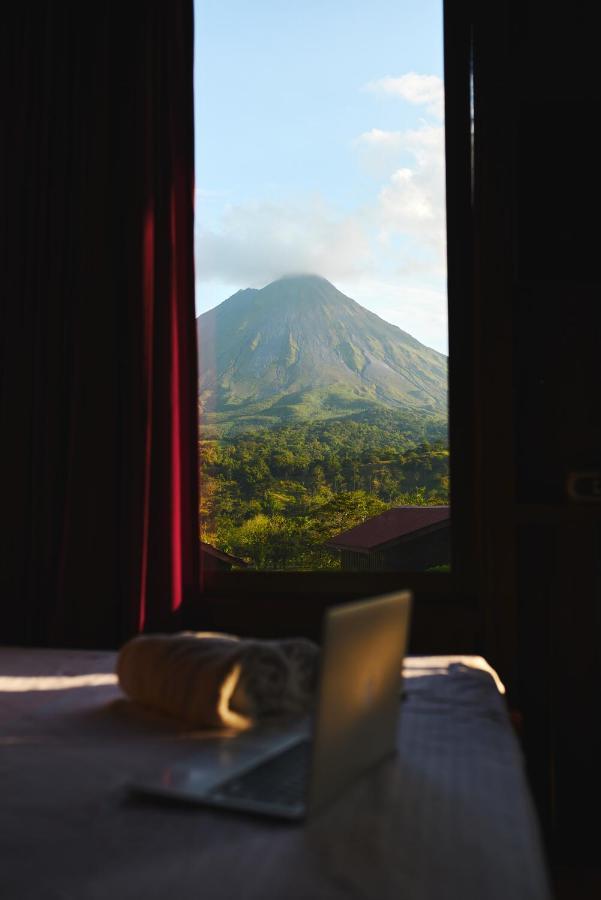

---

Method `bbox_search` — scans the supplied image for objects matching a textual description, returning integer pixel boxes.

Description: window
[192,0,479,642]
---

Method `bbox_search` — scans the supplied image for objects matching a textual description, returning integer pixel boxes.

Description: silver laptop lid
[307,590,412,815]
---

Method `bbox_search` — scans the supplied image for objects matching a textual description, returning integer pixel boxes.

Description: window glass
[194,0,449,573]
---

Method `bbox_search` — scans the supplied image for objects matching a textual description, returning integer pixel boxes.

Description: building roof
[325,506,450,553]
[200,541,249,567]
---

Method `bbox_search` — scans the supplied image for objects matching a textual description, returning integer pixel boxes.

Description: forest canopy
[200,411,449,570]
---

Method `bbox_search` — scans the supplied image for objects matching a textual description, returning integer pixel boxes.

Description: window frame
[188,0,482,650]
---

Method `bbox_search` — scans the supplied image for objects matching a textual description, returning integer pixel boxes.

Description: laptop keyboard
[211,739,311,807]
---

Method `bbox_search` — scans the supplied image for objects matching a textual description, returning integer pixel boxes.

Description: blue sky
[193,0,448,353]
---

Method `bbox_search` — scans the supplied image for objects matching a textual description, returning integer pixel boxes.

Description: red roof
[325,506,450,552]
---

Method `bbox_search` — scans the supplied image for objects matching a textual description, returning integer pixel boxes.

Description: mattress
[0,646,550,900]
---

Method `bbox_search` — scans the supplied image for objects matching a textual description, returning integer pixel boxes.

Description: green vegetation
[200,412,449,570]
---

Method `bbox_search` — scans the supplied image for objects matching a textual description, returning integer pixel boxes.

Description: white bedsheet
[0,647,550,900]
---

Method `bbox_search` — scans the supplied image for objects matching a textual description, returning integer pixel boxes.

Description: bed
[0,646,551,900]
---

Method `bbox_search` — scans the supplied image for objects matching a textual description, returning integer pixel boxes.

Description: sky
[193,0,448,354]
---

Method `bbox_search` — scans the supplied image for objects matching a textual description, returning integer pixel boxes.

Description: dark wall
[384,527,450,572]
[340,528,449,572]
[515,9,600,869]
[477,0,601,866]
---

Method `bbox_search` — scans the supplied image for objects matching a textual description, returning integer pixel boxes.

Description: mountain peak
[197,275,447,425]
[271,273,330,286]
[231,287,259,299]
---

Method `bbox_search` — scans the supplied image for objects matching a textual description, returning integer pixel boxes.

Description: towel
[116,631,319,730]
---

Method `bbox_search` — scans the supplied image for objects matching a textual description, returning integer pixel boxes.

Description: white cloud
[354,122,447,276]
[195,197,373,287]
[357,128,404,148]
[194,195,448,351]
[380,168,435,225]
[355,122,443,170]
[355,72,446,277]
[364,72,445,120]
[353,129,407,178]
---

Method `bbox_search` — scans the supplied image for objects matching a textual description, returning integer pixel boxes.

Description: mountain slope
[197,274,447,426]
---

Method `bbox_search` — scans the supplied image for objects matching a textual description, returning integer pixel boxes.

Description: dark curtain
[0,1,199,647]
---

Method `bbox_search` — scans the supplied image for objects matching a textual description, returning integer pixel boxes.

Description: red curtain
[0,2,199,646]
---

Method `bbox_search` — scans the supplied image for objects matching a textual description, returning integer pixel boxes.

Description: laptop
[129,590,412,821]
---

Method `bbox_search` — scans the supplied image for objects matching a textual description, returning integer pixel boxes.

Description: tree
[310,490,388,538]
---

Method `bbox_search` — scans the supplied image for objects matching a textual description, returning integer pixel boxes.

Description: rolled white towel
[116,631,319,730]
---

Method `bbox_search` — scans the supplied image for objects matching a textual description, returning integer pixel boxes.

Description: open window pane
[194,0,449,572]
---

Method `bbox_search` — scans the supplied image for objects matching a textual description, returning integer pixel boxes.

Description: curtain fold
[0,1,198,647]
